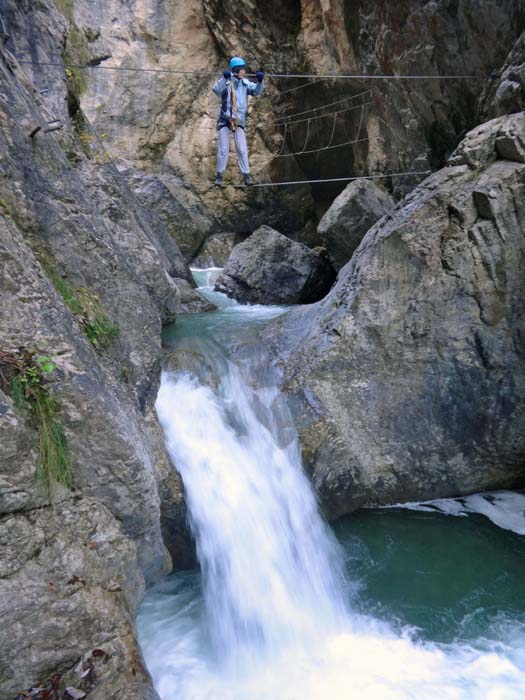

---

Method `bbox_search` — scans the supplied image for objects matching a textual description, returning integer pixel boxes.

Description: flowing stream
[138,270,525,700]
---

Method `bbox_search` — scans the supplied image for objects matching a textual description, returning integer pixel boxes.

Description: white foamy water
[191,267,223,289]
[155,366,347,661]
[388,492,525,535]
[140,360,525,700]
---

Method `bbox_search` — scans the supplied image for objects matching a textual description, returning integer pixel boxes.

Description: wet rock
[175,278,217,313]
[317,180,394,270]
[265,113,525,518]
[215,226,336,305]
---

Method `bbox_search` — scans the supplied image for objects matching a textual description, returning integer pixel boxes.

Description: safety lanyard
[229,80,239,132]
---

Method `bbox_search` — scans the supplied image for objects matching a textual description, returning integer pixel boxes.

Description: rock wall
[0,3,197,695]
[265,112,525,518]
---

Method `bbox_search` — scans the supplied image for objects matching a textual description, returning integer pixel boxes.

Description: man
[212,56,264,187]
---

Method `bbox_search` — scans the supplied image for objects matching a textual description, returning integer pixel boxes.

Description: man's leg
[234,127,250,176]
[216,126,230,181]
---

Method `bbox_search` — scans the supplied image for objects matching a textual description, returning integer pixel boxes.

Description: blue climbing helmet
[230,56,246,70]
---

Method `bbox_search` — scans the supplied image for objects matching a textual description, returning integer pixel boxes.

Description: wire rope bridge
[18,58,478,188]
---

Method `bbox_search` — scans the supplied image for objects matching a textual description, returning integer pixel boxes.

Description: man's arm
[213,71,231,96]
[247,71,264,96]
[247,80,264,96]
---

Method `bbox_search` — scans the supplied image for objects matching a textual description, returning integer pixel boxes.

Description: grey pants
[216,126,250,175]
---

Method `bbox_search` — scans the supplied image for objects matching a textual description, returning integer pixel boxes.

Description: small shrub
[75,287,120,349]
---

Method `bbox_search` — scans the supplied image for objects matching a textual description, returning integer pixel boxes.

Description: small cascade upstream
[138,270,525,700]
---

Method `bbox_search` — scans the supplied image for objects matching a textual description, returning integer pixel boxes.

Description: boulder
[191,232,247,268]
[265,113,525,518]
[175,278,217,313]
[122,166,213,264]
[482,31,525,118]
[214,226,336,305]
[317,180,394,270]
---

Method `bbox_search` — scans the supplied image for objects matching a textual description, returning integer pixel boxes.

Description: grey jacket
[212,74,263,127]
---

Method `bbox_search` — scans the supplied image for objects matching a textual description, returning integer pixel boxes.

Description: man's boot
[215,172,225,187]
[243,173,253,187]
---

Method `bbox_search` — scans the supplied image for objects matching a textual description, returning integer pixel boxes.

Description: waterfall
[142,348,525,700]
[155,357,347,667]
[139,282,525,700]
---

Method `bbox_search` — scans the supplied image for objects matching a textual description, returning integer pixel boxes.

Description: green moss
[63,24,90,112]
[45,265,83,316]
[75,286,120,350]
[34,391,72,498]
[54,0,75,21]
[40,257,119,351]
[10,375,26,409]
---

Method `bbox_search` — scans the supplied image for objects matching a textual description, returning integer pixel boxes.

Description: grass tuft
[1,350,72,503]
[34,392,72,499]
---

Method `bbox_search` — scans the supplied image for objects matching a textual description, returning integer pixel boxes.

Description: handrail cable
[171,99,373,135]
[17,59,478,80]
[19,60,435,190]
[254,171,432,187]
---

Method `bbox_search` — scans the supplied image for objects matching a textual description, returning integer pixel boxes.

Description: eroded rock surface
[215,225,336,304]
[0,500,156,700]
[265,113,525,518]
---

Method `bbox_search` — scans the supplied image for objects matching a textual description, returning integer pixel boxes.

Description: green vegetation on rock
[0,349,72,502]
[63,24,90,111]
[42,257,120,350]
[53,0,74,21]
